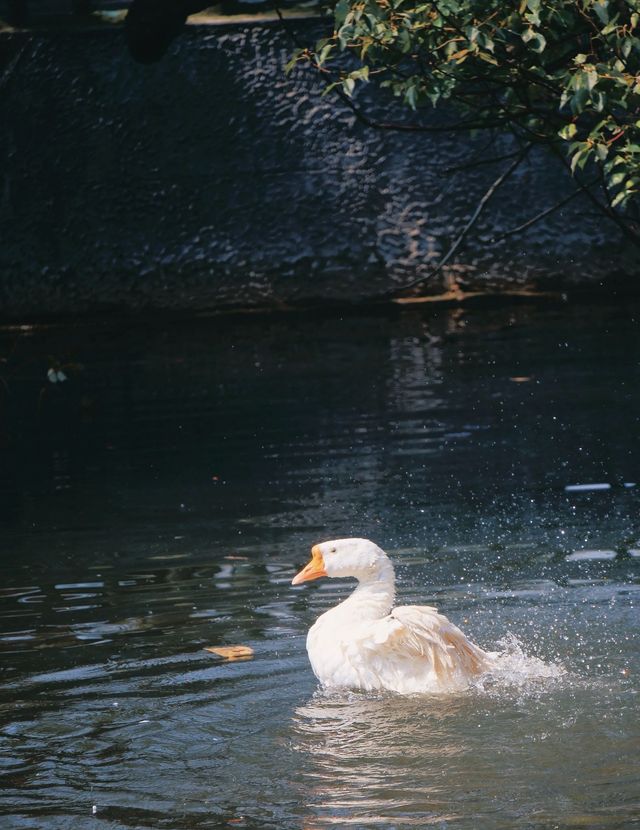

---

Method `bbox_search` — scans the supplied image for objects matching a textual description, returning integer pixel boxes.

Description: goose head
[291,538,392,585]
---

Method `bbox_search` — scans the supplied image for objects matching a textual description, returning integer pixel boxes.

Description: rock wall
[0,17,636,318]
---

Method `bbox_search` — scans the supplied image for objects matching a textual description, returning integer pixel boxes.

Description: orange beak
[291,545,327,586]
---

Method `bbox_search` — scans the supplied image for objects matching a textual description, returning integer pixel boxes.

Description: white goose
[292,538,492,694]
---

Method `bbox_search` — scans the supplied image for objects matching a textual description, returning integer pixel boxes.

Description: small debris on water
[47,368,67,383]
[204,645,254,661]
[565,483,611,492]
[92,805,97,815]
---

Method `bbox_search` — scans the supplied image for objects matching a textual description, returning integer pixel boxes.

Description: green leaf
[466,25,479,43]
[593,1,609,26]
[522,28,546,52]
[397,28,412,53]
[570,143,590,174]
[611,190,628,207]
[521,27,534,43]
[317,43,333,65]
[595,143,609,161]
[334,0,350,26]
[558,123,577,139]
[284,48,304,75]
[476,30,494,52]
[609,171,627,186]
[350,66,370,81]
[405,84,418,109]
[584,68,599,92]
[478,51,498,65]
[570,87,590,115]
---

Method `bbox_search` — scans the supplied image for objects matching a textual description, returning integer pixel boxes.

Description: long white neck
[341,559,396,619]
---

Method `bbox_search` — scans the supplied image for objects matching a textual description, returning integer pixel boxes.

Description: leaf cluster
[291,0,640,209]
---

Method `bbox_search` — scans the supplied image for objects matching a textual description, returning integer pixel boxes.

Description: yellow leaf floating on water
[204,645,254,661]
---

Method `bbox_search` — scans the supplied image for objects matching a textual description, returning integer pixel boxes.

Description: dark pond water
[0,302,639,829]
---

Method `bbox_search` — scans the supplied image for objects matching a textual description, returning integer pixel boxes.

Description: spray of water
[472,632,566,696]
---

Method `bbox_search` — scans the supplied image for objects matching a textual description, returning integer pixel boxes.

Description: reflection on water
[292,662,637,829]
[0,303,639,829]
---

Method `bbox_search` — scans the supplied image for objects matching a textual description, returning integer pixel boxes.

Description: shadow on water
[0,302,639,828]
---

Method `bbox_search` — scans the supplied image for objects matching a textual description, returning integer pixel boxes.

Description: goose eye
[330,547,336,553]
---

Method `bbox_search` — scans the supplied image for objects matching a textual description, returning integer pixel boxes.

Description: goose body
[292,538,491,694]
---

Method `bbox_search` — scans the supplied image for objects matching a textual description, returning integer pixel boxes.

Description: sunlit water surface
[0,304,638,829]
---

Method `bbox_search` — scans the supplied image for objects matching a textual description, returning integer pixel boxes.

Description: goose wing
[367,604,489,682]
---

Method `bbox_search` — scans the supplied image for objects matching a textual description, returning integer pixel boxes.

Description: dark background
[1,14,637,319]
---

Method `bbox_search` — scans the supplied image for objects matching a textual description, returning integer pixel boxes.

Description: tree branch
[481,176,599,243]
[330,90,507,133]
[388,146,531,297]
[443,145,525,176]
[548,143,640,249]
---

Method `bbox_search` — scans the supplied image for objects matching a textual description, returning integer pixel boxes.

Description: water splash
[473,633,566,696]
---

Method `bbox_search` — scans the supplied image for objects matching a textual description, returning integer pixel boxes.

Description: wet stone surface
[0,20,637,316]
